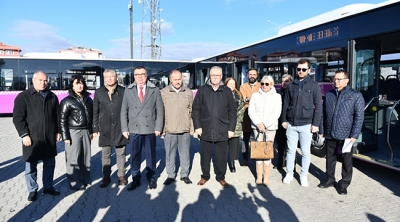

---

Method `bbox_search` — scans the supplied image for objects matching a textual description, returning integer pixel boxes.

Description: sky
[0,0,388,61]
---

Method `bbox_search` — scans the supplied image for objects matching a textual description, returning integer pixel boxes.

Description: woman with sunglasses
[59,75,93,190]
[248,75,281,186]
[224,77,245,173]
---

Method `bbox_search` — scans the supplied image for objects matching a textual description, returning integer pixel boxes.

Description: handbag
[250,132,274,159]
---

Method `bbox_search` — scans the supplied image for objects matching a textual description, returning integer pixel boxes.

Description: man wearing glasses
[281,58,322,187]
[121,66,164,190]
[192,66,237,187]
[318,70,364,195]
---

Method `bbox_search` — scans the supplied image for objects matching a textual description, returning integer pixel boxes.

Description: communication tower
[138,0,163,60]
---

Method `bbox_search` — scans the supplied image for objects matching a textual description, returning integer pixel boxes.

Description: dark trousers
[326,139,353,188]
[276,125,287,167]
[228,137,239,162]
[242,131,252,160]
[129,133,156,181]
[200,140,229,181]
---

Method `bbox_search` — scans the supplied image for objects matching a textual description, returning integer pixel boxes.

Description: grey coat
[121,81,164,134]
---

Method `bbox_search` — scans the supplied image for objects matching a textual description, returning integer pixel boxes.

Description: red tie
[139,86,144,103]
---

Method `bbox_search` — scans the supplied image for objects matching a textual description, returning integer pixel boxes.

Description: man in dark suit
[319,70,364,195]
[13,71,61,201]
[121,66,164,190]
[93,69,129,188]
[192,66,237,187]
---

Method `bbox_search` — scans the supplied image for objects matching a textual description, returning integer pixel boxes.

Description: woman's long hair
[224,77,243,100]
[69,75,88,95]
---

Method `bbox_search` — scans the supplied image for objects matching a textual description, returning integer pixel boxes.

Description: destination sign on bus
[296,26,339,45]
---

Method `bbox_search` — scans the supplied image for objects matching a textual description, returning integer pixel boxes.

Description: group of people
[13,58,364,202]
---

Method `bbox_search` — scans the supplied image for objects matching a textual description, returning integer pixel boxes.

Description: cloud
[104,41,236,61]
[11,20,72,53]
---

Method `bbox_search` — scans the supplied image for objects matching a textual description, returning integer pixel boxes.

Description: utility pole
[129,0,133,59]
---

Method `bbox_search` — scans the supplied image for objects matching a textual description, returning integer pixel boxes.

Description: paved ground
[0,116,399,222]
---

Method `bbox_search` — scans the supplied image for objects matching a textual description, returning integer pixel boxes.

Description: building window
[6,50,14,54]
[0,50,4,54]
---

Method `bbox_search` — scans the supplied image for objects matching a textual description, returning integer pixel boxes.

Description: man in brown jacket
[160,70,194,185]
[239,68,261,166]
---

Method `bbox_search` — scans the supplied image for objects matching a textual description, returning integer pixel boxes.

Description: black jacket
[192,80,237,142]
[320,86,365,140]
[93,85,128,147]
[282,76,322,127]
[59,90,93,140]
[13,86,59,162]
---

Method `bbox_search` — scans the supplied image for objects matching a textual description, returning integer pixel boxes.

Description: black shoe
[242,159,248,167]
[338,186,348,195]
[230,162,236,173]
[149,179,157,189]
[43,188,60,196]
[318,181,335,189]
[163,178,175,185]
[28,191,38,201]
[99,178,110,188]
[127,179,141,191]
[180,177,192,184]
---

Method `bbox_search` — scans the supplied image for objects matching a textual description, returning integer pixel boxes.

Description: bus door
[349,40,381,153]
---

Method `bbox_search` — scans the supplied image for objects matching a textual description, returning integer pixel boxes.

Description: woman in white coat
[248,75,282,186]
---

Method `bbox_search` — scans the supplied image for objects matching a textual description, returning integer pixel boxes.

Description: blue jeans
[25,157,56,192]
[286,123,312,177]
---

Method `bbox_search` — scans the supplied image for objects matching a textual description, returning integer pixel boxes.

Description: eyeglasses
[260,82,269,86]
[296,68,309,72]
[134,73,146,77]
[334,78,348,81]
[210,74,222,77]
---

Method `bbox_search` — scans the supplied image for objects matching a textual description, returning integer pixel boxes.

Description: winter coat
[160,85,194,134]
[248,87,282,131]
[282,76,322,127]
[120,81,164,134]
[320,86,365,140]
[13,86,59,162]
[192,80,237,142]
[240,82,261,132]
[93,85,128,147]
[59,90,93,141]
[231,91,245,137]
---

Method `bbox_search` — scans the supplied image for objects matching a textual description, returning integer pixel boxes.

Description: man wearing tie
[121,66,164,190]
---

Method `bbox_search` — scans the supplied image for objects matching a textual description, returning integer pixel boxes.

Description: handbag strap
[256,132,267,142]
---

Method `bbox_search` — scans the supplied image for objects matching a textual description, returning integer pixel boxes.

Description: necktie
[139,86,144,103]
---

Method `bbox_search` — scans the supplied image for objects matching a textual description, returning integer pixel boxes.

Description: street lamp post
[267,20,291,31]
[129,0,133,59]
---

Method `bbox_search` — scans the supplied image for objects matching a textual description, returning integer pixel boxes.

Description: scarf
[105,84,117,101]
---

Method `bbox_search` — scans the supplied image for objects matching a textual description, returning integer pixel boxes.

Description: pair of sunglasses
[260,82,269,86]
[296,68,309,72]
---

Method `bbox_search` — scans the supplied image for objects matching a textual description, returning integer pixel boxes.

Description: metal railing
[386,99,400,162]
[364,96,379,111]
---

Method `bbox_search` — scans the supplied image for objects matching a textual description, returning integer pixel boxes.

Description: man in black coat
[192,66,237,187]
[93,69,129,188]
[13,71,61,201]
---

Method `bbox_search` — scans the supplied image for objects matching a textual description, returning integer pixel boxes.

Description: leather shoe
[318,181,335,189]
[118,176,128,186]
[229,162,236,173]
[180,177,192,184]
[163,178,176,185]
[219,180,229,187]
[28,191,38,201]
[99,177,111,188]
[149,180,157,189]
[197,178,208,186]
[43,188,60,196]
[338,186,348,195]
[127,179,141,191]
